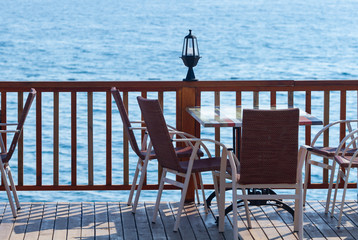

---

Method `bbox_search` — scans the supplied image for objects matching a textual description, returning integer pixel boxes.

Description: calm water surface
[1,0,358,202]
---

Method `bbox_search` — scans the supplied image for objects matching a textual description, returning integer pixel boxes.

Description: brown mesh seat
[303,119,358,211]
[111,88,203,213]
[218,108,306,239]
[137,96,229,232]
[0,89,36,218]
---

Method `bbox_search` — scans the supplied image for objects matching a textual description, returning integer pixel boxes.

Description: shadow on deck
[0,200,357,239]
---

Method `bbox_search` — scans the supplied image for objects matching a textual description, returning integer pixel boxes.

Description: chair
[137,96,231,231]
[217,109,306,239]
[328,129,358,228]
[111,88,203,213]
[0,88,36,218]
[303,120,358,212]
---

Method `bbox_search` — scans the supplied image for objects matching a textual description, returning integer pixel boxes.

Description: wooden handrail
[0,80,357,202]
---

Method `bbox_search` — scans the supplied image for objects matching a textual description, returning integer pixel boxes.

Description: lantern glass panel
[194,38,199,56]
[186,39,193,56]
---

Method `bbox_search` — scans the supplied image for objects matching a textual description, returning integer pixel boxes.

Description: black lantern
[181,30,200,81]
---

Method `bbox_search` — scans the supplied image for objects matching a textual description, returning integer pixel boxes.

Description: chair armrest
[0,123,18,126]
[128,127,147,130]
[311,119,358,146]
[130,121,145,124]
[0,130,20,133]
[172,137,232,158]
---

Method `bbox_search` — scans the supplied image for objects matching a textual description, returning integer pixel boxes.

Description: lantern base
[183,67,198,82]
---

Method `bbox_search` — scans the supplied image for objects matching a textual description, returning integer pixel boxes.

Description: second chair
[111,88,204,213]
[137,96,231,231]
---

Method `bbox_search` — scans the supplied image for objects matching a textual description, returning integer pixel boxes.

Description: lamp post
[181,30,200,81]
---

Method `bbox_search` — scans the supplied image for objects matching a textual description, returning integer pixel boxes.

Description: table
[187,105,322,154]
[186,105,322,220]
[186,105,323,127]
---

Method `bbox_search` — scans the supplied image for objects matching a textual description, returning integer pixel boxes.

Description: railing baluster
[71,92,77,186]
[288,91,294,106]
[323,90,330,183]
[253,91,259,107]
[340,90,346,141]
[18,92,24,186]
[87,92,93,185]
[158,91,164,184]
[106,91,112,186]
[305,91,312,146]
[36,91,42,186]
[215,91,220,157]
[54,92,59,186]
[270,91,276,107]
[234,91,241,156]
[123,91,129,185]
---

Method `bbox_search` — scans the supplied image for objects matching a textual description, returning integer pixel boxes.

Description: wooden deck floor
[0,200,357,239]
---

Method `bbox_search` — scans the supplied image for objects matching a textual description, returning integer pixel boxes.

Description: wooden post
[176,86,200,202]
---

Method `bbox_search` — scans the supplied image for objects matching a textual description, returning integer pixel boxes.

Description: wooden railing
[1,80,358,200]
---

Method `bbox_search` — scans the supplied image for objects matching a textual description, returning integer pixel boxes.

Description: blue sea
[1,0,358,203]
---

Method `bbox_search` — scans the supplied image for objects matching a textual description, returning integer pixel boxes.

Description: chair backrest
[4,88,36,162]
[111,87,143,158]
[239,108,299,185]
[137,96,182,171]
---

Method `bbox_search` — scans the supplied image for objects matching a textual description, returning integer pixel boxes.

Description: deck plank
[343,201,358,228]
[237,205,268,239]
[248,205,280,239]
[23,202,44,240]
[9,203,31,240]
[53,202,69,240]
[196,202,226,240]
[260,205,297,240]
[38,203,56,240]
[67,202,82,240]
[315,200,358,239]
[209,201,238,240]
[0,202,6,224]
[157,202,182,240]
[308,201,356,239]
[170,202,196,239]
[121,203,139,239]
[94,202,110,240]
[134,202,153,240]
[183,203,211,240]
[108,202,124,240]
[0,204,16,240]
[144,202,168,240]
[304,201,341,239]
[82,202,95,240]
[278,201,323,239]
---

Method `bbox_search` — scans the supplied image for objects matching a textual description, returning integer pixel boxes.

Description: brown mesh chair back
[111,87,144,159]
[239,108,299,185]
[2,88,36,163]
[137,96,182,171]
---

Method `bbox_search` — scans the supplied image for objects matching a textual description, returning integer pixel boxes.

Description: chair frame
[111,88,203,213]
[137,96,227,231]
[303,119,358,212]
[0,88,36,217]
[215,108,305,239]
[328,128,358,228]
[218,146,307,239]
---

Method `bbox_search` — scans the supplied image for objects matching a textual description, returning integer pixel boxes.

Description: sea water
[1,0,358,202]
